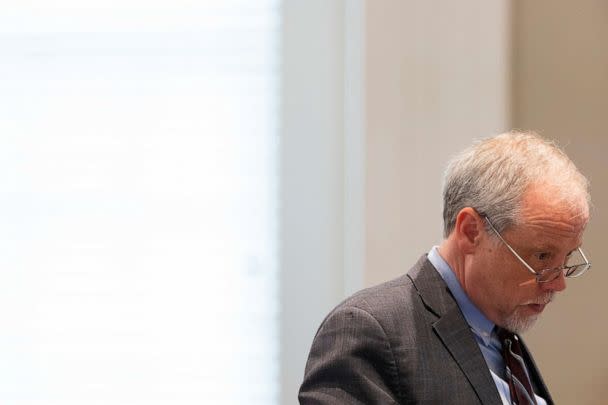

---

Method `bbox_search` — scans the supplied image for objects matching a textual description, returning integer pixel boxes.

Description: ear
[454,208,483,254]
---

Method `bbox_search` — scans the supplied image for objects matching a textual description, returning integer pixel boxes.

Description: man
[299,132,591,404]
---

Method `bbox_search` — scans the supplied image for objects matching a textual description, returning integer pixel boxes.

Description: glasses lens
[537,268,562,283]
[564,249,591,278]
[566,249,584,266]
[565,263,591,278]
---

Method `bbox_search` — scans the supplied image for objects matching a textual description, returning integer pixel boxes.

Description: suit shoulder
[326,273,418,323]
[349,273,414,304]
[312,256,437,338]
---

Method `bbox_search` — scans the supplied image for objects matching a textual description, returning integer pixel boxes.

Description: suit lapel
[433,306,503,404]
[408,257,502,405]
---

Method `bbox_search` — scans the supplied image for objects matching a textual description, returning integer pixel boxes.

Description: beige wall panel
[513,1,608,403]
[364,0,510,286]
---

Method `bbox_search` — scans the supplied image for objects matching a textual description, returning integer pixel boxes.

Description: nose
[541,270,567,292]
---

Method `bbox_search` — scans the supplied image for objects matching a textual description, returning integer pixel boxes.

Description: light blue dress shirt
[428,246,547,405]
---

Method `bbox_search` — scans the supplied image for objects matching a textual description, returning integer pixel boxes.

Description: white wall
[280,2,350,404]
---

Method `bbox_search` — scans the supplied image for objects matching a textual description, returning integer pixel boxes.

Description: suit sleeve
[298,305,401,404]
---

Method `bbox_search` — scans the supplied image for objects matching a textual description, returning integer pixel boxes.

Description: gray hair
[442,131,590,237]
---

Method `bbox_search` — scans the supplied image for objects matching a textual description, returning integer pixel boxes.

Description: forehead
[516,186,589,245]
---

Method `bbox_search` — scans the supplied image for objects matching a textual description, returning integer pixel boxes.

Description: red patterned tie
[497,328,537,405]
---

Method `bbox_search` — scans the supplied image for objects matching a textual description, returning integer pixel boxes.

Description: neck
[437,237,467,287]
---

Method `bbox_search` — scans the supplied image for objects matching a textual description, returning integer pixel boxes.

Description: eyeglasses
[484,216,591,283]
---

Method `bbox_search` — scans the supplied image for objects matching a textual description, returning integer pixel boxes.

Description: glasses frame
[483,216,591,283]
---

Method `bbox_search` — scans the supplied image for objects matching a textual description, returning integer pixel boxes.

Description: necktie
[497,328,537,405]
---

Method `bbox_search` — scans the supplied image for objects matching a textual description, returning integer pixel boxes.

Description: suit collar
[406,256,452,318]
[408,256,503,404]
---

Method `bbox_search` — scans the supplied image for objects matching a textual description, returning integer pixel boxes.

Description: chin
[502,312,540,334]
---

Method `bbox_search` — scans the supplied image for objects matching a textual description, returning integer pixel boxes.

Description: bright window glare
[0,2,279,404]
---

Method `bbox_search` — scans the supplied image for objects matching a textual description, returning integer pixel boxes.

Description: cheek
[490,247,533,288]
[483,257,528,306]
[484,253,513,286]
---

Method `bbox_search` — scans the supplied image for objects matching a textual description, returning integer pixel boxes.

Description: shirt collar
[428,246,496,344]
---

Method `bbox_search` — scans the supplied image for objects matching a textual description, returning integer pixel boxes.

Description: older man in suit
[299,132,591,404]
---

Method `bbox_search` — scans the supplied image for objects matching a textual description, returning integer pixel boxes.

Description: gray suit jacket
[299,256,553,404]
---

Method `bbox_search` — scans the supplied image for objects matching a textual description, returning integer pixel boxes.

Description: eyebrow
[529,245,579,257]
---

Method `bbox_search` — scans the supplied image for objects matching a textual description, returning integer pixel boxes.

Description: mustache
[525,293,555,305]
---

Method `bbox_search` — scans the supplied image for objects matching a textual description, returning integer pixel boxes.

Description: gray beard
[502,292,555,334]
[503,312,540,334]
